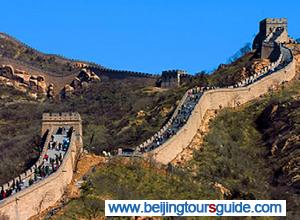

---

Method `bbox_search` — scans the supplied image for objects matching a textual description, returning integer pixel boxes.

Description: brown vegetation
[0,78,185,184]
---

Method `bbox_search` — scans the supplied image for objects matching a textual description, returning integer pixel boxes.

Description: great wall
[146,47,295,164]
[0,18,298,219]
[120,18,296,165]
[0,113,83,219]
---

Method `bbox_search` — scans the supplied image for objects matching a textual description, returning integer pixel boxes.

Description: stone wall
[0,113,83,220]
[138,45,285,158]
[41,112,82,135]
[253,18,291,59]
[261,43,281,62]
[261,18,288,37]
[88,66,158,80]
[157,70,194,88]
[0,129,52,192]
[147,57,296,165]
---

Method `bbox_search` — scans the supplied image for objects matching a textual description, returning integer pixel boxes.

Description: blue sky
[1,0,299,74]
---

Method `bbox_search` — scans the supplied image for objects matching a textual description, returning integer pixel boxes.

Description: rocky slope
[0,31,299,219]
[206,52,270,87]
[0,32,93,76]
[0,64,102,99]
[0,77,185,185]
[256,94,300,218]
[0,33,152,99]
[0,33,89,92]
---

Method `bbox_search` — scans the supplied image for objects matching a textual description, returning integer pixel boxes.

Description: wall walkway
[0,113,83,220]
[147,52,296,164]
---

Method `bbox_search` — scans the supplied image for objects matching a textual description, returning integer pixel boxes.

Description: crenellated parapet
[42,112,82,135]
[0,112,83,220]
[155,69,195,88]
[142,45,296,164]
[1,32,158,81]
[88,65,159,80]
[253,18,293,60]
[117,20,296,163]
[0,19,298,219]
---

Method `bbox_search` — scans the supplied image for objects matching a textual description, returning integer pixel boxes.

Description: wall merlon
[0,113,83,220]
[147,55,296,165]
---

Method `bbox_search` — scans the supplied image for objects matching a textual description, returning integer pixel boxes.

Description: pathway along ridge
[120,34,294,163]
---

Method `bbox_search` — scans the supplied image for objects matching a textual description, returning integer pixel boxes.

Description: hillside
[256,89,300,218]
[48,77,300,220]
[0,87,41,185]
[0,51,259,186]
[0,32,263,186]
[191,79,300,219]
[0,77,187,185]
[0,33,103,75]
[0,28,298,219]
[0,33,86,90]
[43,40,300,219]
[190,50,270,88]
[0,33,156,94]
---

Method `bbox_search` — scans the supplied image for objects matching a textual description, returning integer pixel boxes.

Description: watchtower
[259,18,287,39]
[160,69,188,88]
[42,112,82,135]
[253,18,290,59]
[42,112,83,156]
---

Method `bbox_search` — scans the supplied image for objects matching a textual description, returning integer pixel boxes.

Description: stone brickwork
[253,18,291,60]
[133,42,291,159]
[88,65,158,80]
[0,19,298,219]
[260,18,287,40]
[41,112,82,136]
[0,112,83,220]
[147,55,296,164]
[158,70,192,88]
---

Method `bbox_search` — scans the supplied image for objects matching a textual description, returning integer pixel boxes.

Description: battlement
[253,18,289,50]
[262,18,287,24]
[253,18,291,60]
[42,112,82,122]
[161,69,187,77]
[88,65,159,80]
[259,18,287,37]
[159,69,193,88]
[42,112,82,136]
[0,112,83,219]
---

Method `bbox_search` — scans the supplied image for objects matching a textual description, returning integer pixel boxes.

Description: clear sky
[1,0,299,74]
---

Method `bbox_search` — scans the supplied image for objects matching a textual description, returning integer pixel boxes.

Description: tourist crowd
[128,44,292,156]
[137,87,202,153]
[0,127,71,201]
[0,40,293,201]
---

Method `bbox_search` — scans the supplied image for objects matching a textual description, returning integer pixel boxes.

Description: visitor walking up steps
[127,44,292,156]
[0,126,72,202]
[135,87,202,153]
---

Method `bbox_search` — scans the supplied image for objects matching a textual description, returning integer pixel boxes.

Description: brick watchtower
[253,18,290,60]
